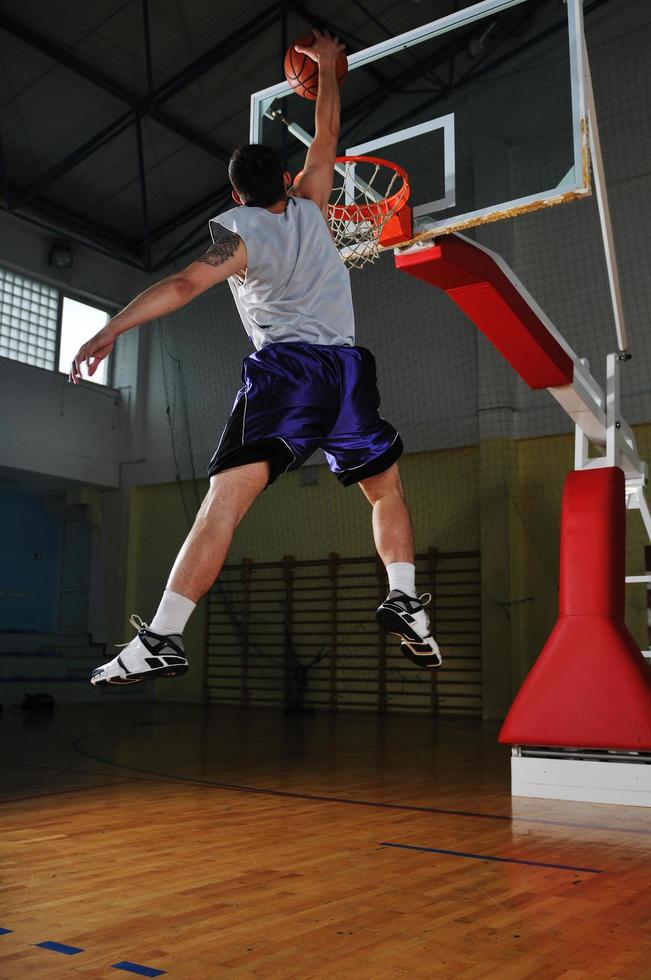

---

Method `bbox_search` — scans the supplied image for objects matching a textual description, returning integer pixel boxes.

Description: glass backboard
[251,0,589,248]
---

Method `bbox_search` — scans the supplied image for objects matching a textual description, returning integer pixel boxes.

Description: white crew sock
[386,562,416,597]
[149,589,196,636]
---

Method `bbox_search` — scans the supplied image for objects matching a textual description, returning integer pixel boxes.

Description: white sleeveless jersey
[209,195,355,350]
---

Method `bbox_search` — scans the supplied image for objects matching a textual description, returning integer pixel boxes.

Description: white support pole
[605,352,619,466]
[629,488,651,544]
[583,38,629,353]
[639,492,651,542]
[574,423,590,471]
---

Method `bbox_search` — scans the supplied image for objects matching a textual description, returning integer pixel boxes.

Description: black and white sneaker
[376,590,442,668]
[90,615,188,687]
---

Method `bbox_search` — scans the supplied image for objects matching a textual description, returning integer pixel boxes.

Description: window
[0,265,114,385]
[0,268,59,370]
[58,297,110,386]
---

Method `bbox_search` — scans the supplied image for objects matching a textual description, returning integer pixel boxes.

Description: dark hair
[228,144,286,207]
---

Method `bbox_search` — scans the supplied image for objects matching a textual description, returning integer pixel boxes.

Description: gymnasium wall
[0,213,149,489]
[0,490,59,633]
[3,0,650,715]
[0,217,148,695]
[124,428,650,717]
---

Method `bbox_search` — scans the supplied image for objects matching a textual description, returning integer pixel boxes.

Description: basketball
[284,32,348,100]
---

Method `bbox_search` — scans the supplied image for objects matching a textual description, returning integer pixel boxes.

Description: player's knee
[200,463,268,526]
[197,487,242,532]
[360,463,404,505]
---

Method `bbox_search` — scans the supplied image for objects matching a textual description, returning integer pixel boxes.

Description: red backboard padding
[499,468,651,750]
[395,236,574,390]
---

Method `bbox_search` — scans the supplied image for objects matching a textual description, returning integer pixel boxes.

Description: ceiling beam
[135,117,152,271]
[0,11,232,171]
[0,4,296,262]
[1,186,145,269]
[153,228,217,272]
[146,184,232,246]
[22,111,135,205]
[152,2,291,106]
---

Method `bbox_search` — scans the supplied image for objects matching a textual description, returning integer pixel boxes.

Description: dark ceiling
[0,0,608,273]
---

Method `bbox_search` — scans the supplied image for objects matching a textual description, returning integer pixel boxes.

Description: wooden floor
[3,702,651,979]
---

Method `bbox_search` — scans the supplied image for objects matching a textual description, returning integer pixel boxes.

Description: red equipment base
[499,467,651,750]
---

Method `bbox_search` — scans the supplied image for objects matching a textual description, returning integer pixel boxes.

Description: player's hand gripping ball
[284,28,347,100]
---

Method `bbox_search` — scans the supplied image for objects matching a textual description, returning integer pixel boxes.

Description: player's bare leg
[91,461,270,686]
[361,463,441,668]
[359,463,414,565]
[168,461,271,600]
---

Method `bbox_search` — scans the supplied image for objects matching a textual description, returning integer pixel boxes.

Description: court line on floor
[0,781,148,806]
[0,760,159,805]
[379,841,604,874]
[6,759,153,783]
[4,933,166,976]
[35,941,84,955]
[72,731,651,837]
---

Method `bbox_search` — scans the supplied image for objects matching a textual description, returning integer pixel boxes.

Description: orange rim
[328,155,410,223]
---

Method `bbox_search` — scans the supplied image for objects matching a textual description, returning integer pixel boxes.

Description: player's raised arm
[291,29,345,215]
[69,231,246,384]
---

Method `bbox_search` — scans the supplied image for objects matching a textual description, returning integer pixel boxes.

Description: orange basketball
[284,33,348,101]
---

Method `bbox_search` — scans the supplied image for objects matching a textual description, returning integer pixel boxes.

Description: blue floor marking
[3,930,166,974]
[380,841,604,874]
[35,940,85,954]
[111,962,166,977]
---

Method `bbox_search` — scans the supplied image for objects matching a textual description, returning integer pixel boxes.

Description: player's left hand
[294,28,344,69]
[69,323,116,384]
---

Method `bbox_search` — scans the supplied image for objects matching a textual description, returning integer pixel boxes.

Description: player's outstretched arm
[292,29,345,215]
[69,231,245,384]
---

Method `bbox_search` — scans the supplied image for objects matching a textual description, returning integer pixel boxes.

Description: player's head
[228,144,290,208]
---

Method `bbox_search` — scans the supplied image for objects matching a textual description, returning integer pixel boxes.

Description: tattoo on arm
[198,225,242,266]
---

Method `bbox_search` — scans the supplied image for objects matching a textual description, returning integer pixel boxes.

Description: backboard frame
[250,0,590,250]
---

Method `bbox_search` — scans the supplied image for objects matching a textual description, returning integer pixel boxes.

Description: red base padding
[395,235,574,390]
[499,467,651,750]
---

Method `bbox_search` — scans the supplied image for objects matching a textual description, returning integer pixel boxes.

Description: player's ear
[231,189,243,206]
[283,171,292,191]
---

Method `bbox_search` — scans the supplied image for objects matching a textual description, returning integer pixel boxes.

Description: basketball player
[70,29,441,686]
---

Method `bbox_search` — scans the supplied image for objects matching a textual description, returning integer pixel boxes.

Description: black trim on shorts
[207,438,296,486]
[207,390,301,486]
[336,434,404,487]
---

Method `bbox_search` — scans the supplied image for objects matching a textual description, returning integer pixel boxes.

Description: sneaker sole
[91,663,189,687]
[401,641,442,669]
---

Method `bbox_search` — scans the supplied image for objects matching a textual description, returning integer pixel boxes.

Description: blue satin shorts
[208,342,402,486]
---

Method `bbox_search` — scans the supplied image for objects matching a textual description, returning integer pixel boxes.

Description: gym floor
[3,703,651,978]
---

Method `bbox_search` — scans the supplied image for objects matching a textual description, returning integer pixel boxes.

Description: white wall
[0,215,152,657]
[0,212,151,488]
[0,210,148,310]
[0,358,121,486]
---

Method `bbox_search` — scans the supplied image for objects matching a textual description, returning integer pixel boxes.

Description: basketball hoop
[328,156,411,269]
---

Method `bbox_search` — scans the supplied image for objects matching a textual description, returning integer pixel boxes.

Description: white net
[328,156,409,269]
